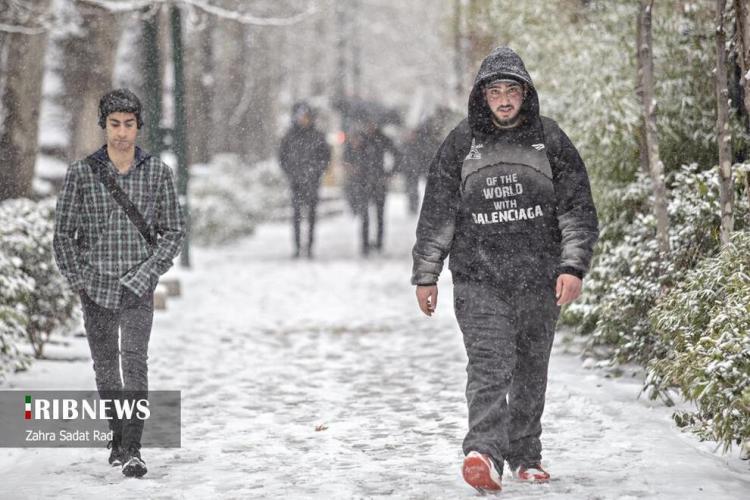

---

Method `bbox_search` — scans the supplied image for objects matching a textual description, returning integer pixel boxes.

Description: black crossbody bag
[86,157,157,248]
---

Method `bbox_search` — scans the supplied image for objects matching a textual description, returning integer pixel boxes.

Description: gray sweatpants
[453,277,559,472]
[80,287,153,450]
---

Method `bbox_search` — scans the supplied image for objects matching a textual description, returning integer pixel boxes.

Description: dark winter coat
[344,128,400,203]
[411,46,599,287]
[400,120,441,178]
[279,124,331,199]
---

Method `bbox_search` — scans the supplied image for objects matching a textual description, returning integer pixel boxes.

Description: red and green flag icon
[25,395,31,420]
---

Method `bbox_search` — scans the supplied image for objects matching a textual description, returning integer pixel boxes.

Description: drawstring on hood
[468,47,540,135]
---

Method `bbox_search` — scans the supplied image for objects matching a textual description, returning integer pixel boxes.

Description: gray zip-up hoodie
[411,46,599,287]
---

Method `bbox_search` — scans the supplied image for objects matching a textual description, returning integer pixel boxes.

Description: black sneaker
[122,446,147,478]
[107,439,125,467]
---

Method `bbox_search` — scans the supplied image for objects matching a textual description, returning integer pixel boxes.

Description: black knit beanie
[98,88,143,129]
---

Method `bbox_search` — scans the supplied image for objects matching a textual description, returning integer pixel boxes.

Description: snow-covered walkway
[1,194,748,499]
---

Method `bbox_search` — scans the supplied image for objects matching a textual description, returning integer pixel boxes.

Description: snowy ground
[1,193,748,499]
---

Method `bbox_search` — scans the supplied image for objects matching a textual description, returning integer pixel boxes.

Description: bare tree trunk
[466,0,495,71]
[734,0,750,118]
[212,19,245,155]
[716,0,735,245]
[635,9,651,176]
[141,7,164,155]
[61,4,121,160]
[335,1,348,103]
[637,0,670,254]
[350,0,361,98]
[242,26,281,163]
[186,17,214,165]
[310,12,326,97]
[453,0,464,98]
[0,3,49,201]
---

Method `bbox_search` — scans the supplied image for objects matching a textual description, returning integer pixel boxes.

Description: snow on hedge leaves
[562,164,749,450]
[0,198,78,376]
[648,232,750,450]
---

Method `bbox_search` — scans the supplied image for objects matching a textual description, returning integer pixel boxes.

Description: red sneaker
[462,451,502,492]
[514,463,550,483]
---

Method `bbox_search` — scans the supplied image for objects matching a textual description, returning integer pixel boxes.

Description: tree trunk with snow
[60,4,121,161]
[637,0,670,255]
[0,11,49,201]
[715,0,734,245]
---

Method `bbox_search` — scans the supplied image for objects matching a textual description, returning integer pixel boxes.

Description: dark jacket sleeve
[279,132,292,177]
[53,163,84,291]
[411,127,462,285]
[548,121,599,278]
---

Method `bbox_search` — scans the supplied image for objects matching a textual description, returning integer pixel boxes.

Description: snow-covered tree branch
[77,0,317,26]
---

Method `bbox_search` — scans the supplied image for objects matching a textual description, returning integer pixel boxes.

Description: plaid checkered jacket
[53,146,185,309]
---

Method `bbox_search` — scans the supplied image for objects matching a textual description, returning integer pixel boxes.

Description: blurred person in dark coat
[344,118,401,256]
[279,102,331,259]
[400,117,442,215]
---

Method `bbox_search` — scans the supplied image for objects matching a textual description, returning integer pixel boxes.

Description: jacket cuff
[558,266,584,280]
[411,272,439,286]
[120,265,156,297]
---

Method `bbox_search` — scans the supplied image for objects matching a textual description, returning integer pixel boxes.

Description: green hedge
[646,232,750,450]
[564,165,748,362]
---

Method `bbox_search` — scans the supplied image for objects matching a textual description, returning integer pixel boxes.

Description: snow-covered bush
[646,232,750,451]
[0,198,78,361]
[190,155,288,245]
[563,165,749,365]
[0,251,34,377]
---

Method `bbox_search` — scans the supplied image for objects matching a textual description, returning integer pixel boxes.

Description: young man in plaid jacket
[53,89,185,478]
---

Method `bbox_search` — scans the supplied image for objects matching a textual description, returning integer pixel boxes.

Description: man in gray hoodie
[411,47,598,492]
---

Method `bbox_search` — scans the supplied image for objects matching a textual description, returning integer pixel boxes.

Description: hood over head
[291,101,314,125]
[468,46,539,134]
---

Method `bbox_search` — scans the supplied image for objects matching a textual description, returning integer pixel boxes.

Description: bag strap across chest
[86,156,157,248]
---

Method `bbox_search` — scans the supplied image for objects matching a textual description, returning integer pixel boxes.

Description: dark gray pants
[80,287,153,450]
[361,187,386,255]
[453,278,559,472]
[290,184,320,255]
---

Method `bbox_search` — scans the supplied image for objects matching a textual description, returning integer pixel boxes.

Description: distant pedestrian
[53,88,185,478]
[279,102,331,259]
[400,118,441,214]
[412,47,599,492]
[344,119,400,255]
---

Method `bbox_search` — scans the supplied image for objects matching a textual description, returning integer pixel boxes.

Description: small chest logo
[531,143,545,151]
[466,138,484,160]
